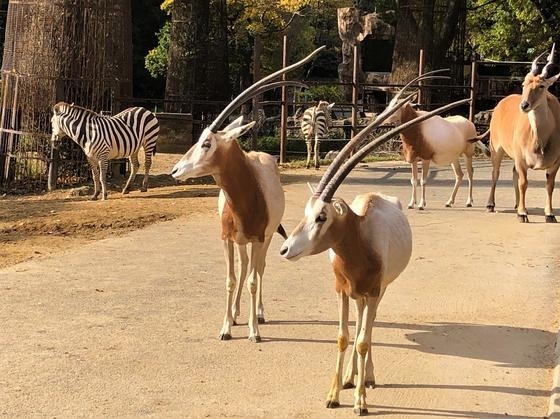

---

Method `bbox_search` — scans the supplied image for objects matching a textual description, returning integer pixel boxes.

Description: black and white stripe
[300,100,333,169]
[51,102,159,200]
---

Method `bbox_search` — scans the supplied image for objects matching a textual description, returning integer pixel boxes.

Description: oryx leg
[342,295,366,389]
[515,162,530,223]
[464,153,474,207]
[353,295,382,416]
[306,139,313,169]
[487,147,505,212]
[255,235,273,324]
[408,161,419,209]
[219,239,236,340]
[544,165,559,223]
[122,152,140,195]
[445,158,464,207]
[247,242,266,342]
[141,148,153,192]
[326,291,349,409]
[513,166,519,209]
[314,138,321,169]
[232,244,248,325]
[418,159,431,210]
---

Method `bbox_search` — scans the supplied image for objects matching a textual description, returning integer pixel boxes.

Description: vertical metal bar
[279,35,288,164]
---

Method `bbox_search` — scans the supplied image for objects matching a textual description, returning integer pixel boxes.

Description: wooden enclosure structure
[0,0,132,191]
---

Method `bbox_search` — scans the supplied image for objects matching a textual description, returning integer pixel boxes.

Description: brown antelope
[280,87,470,414]
[171,47,324,342]
[384,70,484,209]
[486,44,560,223]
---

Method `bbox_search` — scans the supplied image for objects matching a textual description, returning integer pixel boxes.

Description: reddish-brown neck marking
[399,104,435,162]
[329,209,383,299]
[214,141,268,242]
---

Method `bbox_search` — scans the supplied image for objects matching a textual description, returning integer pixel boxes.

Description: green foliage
[145,20,171,78]
[296,84,345,103]
[467,0,552,60]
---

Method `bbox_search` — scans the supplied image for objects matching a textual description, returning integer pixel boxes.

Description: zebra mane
[54,102,102,117]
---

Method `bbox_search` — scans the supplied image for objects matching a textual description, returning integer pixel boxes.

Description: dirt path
[1,160,559,418]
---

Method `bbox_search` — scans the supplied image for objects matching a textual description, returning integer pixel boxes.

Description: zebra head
[50,102,72,147]
[171,116,255,180]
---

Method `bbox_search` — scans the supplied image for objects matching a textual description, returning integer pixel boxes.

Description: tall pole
[418,49,425,104]
[469,60,477,121]
[280,35,288,163]
[351,45,359,138]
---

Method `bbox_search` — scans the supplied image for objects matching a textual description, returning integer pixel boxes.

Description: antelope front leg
[408,161,418,209]
[342,298,365,389]
[246,242,264,342]
[515,163,530,223]
[219,240,236,340]
[232,244,248,324]
[326,291,349,409]
[544,166,559,223]
[418,159,430,210]
[445,159,464,207]
[353,296,381,416]
[464,154,474,207]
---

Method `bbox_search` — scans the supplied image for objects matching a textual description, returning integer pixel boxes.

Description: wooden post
[251,35,262,150]
[417,49,425,104]
[469,60,477,121]
[280,35,288,164]
[351,45,359,138]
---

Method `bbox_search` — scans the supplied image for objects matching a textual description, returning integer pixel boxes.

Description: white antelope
[171,47,324,342]
[280,88,470,414]
[486,45,560,223]
[385,70,483,209]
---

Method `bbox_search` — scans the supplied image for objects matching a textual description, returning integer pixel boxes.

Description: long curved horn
[313,92,417,198]
[247,81,308,104]
[207,46,326,133]
[531,50,549,75]
[319,98,471,203]
[542,43,559,79]
[391,68,450,103]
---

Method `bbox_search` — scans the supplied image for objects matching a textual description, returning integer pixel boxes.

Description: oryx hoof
[353,407,368,416]
[517,214,529,223]
[342,382,355,389]
[140,187,148,193]
[248,335,262,343]
[232,320,238,326]
[445,203,452,208]
[257,316,265,324]
[466,203,473,208]
[219,333,232,341]
[364,380,375,389]
[90,195,99,201]
[545,215,557,223]
[418,207,425,211]
[486,205,495,213]
[326,400,340,409]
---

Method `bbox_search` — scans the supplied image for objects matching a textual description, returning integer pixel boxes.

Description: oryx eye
[315,212,327,223]
[201,140,211,149]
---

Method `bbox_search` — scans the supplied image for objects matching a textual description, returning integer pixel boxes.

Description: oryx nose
[520,101,530,112]
[279,245,288,257]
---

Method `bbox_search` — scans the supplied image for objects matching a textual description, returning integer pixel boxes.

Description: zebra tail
[276,224,288,240]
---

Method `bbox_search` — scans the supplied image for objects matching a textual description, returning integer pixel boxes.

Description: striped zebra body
[300,101,334,169]
[51,102,160,200]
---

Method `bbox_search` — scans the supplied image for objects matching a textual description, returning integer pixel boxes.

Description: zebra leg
[141,150,153,192]
[122,153,140,195]
[314,138,321,169]
[99,158,109,200]
[88,158,102,201]
[306,139,312,169]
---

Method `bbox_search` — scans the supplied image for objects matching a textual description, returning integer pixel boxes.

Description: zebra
[300,100,334,169]
[50,102,160,200]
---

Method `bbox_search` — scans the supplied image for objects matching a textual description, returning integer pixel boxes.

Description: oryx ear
[223,115,245,132]
[328,102,335,109]
[544,71,560,87]
[307,182,316,194]
[332,199,348,216]
[222,120,256,142]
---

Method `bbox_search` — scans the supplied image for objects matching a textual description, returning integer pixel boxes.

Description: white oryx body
[280,86,469,415]
[171,47,325,342]
[385,98,478,209]
[486,46,560,222]
[173,121,285,342]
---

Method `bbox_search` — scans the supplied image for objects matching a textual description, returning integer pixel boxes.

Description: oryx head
[171,47,326,181]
